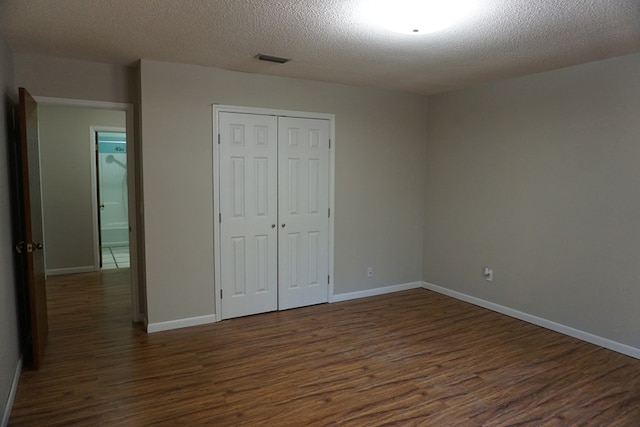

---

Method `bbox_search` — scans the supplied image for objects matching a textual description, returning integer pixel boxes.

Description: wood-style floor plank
[9,270,640,426]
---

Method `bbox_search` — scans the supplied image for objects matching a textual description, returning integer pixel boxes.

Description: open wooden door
[14,87,48,368]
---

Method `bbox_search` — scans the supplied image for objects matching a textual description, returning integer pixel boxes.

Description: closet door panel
[219,112,278,319]
[278,117,330,310]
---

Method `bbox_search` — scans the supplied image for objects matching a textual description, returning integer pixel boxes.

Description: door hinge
[328,275,330,284]
[220,289,223,299]
[219,213,222,223]
[217,134,221,145]
[328,208,330,218]
[95,143,98,152]
[329,139,331,149]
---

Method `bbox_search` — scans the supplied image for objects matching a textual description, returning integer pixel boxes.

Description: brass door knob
[14,241,43,253]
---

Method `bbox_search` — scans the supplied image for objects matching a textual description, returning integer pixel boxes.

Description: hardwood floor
[10,270,640,426]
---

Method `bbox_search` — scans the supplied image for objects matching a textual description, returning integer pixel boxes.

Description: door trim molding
[212,105,336,320]
[33,97,129,110]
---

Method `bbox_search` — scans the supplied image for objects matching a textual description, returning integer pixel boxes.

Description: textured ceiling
[0,0,639,95]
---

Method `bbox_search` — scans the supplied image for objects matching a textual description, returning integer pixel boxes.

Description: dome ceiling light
[361,0,479,34]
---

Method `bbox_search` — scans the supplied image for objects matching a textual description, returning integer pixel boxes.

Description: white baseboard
[147,314,217,333]
[422,281,640,360]
[2,357,22,427]
[46,266,97,276]
[332,281,422,303]
[145,281,421,333]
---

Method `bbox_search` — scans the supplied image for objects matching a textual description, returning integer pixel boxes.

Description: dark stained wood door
[16,87,48,368]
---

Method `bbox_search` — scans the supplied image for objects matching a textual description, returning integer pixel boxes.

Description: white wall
[38,106,126,272]
[423,53,640,349]
[140,60,428,324]
[14,53,136,104]
[0,32,20,424]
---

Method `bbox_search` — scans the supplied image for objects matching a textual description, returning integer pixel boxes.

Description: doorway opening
[95,130,130,270]
[35,97,141,323]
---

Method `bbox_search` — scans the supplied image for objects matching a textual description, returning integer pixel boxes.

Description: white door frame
[212,105,336,321]
[34,96,141,323]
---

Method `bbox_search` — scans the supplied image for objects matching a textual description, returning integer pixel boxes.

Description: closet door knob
[271,224,276,228]
[281,224,286,228]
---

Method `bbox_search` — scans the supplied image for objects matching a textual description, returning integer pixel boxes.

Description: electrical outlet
[367,267,373,278]
[483,266,493,282]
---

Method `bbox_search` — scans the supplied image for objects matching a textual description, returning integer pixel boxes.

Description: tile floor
[101,246,130,269]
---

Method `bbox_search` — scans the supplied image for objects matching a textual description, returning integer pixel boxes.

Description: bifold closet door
[219,112,278,319]
[278,117,330,310]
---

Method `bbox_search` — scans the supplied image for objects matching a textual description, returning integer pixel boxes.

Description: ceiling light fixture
[361,0,478,34]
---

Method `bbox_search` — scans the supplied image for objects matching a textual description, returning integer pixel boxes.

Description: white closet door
[278,117,330,310]
[219,112,278,319]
